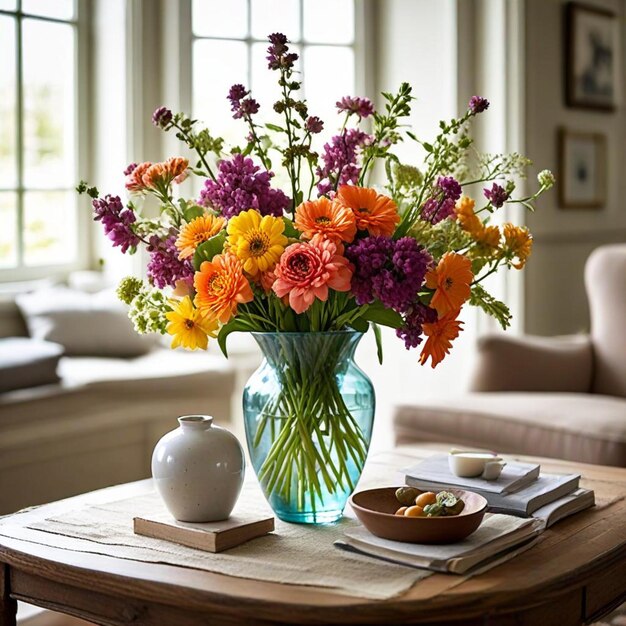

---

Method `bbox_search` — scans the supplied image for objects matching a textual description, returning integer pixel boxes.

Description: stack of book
[402,454,595,527]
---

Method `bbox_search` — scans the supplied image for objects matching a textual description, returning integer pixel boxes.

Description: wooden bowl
[349,487,488,544]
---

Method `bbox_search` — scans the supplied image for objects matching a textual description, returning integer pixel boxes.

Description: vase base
[275,508,343,525]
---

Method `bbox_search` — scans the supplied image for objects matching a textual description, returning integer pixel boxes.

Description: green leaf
[282,217,300,238]
[423,142,434,152]
[372,322,384,365]
[183,204,204,222]
[360,301,403,329]
[469,284,512,330]
[265,123,286,133]
[193,230,227,270]
[217,318,252,358]
[349,317,369,333]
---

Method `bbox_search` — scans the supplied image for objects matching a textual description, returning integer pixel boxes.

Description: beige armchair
[393,245,626,466]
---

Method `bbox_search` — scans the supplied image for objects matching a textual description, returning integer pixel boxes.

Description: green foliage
[193,230,227,269]
[359,301,403,329]
[469,284,512,330]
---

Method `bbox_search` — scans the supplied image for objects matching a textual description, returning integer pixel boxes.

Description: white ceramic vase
[151,415,245,522]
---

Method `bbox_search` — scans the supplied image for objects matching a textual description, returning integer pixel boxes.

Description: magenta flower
[146,233,194,289]
[484,183,509,208]
[266,32,298,70]
[345,236,433,313]
[227,84,260,120]
[92,195,140,254]
[316,128,372,196]
[468,96,489,114]
[396,303,438,349]
[198,154,290,218]
[152,106,173,128]
[421,176,462,224]
[336,96,375,119]
[305,116,324,134]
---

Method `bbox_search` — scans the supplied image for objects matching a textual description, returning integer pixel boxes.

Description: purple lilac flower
[146,233,194,289]
[227,83,260,120]
[123,162,137,176]
[316,128,372,196]
[92,195,140,254]
[152,106,173,128]
[336,96,375,119]
[345,236,433,313]
[198,154,290,219]
[305,116,324,134]
[421,176,462,224]
[437,176,462,201]
[396,303,438,349]
[484,183,509,208]
[468,96,489,114]
[266,32,298,70]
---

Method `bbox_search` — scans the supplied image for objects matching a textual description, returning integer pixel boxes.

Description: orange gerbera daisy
[294,197,357,244]
[420,309,464,368]
[194,253,254,323]
[425,252,474,317]
[503,223,533,269]
[176,214,225,260]
[335,185,400,237]
[455,196,483,237]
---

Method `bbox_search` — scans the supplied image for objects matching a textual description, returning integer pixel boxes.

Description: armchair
[393,245,626,466]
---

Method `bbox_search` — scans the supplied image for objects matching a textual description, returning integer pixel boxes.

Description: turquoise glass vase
[243,331,375,524]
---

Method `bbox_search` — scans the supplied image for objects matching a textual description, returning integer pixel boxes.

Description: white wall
[524,0,626,335]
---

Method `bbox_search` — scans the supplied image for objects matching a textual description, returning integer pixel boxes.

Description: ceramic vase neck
[178,415,214,430]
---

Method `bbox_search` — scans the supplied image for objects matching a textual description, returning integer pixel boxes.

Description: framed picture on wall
[558,129,607,209]
[565,2,619,110]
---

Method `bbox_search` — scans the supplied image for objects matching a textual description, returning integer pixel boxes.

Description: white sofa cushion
[16,286,157,357]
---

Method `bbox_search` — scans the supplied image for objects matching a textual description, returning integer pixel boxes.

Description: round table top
[1,446,626,625]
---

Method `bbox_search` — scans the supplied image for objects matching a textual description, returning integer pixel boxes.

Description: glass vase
[243,331,375,524]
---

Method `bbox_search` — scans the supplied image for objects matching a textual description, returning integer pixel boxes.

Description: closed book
[133,512,274,553]
[406,473,581,516]
[532,488,595,528]
[335,514,543,575]
[403,454,540,494]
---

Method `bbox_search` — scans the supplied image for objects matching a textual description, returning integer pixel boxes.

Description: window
[191,0,356,146]
[0,0,82,277]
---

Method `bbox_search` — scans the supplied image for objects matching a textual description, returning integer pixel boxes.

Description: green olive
[395,486,422,507]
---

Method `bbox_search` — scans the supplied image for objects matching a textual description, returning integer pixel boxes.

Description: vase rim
[250,330,363,337]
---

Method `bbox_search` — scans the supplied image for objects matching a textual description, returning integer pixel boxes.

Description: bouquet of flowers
[78,33,553,521]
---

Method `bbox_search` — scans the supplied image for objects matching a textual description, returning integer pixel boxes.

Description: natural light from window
[191,0,356,155]
[0,0,78,273]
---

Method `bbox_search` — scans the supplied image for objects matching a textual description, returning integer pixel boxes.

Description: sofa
[393,244,626,466]
[0,280,239,515]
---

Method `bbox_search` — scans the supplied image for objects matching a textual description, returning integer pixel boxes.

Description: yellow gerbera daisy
[165,296,218,350]
[175,214,225,260]
[226,209,288,276]
[503,223,533,269]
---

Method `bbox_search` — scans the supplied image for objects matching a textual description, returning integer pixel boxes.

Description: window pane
[251,0,300,41]
[0,193,17,269]
[21,0,74,20]
[0,16,17,188]
[193,39,248,146]
[22,19,76,189]
[304,46,354,127]
[303,0,354,44]
[0,0,17,11]
[192,0,247,38]
[23,190,76,266]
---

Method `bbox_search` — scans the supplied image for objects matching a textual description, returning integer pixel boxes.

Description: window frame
[0,0,91,283]
[174,0,371,143]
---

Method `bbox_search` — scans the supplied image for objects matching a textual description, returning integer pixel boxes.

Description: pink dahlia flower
[273,238,353,314]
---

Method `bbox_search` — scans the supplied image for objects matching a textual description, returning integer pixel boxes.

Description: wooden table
[1,445,626,626]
